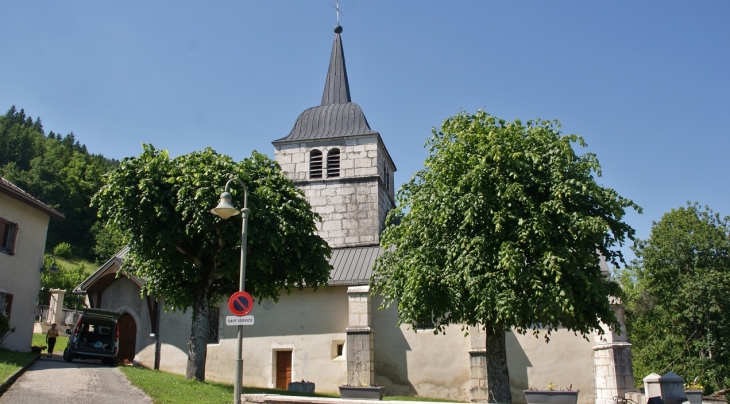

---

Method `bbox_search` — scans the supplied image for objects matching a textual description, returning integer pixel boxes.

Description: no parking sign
[228,291,254,316]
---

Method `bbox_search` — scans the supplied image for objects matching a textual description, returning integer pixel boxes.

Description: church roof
[328,245,382,285]
[273,25,377,144]
[76,244,379,293]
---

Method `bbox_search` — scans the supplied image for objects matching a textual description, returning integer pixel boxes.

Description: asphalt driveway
[0,354,153,404]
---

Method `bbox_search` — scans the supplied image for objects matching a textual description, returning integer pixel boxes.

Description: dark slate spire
[273,25,377,144]
[321,25,351,105]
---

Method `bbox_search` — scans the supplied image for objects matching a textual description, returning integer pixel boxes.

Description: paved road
[0,354,153,404]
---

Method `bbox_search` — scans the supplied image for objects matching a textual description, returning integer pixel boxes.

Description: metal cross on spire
[332,0,342,25]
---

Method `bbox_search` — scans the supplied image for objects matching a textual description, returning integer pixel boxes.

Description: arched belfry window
[310,150,323,179]
[327,149,340,178]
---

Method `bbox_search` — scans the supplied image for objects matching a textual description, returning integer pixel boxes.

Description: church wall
[136,286,350,393]
[371,295,598,403]
[371,296,472,401]
[510,330,596,404]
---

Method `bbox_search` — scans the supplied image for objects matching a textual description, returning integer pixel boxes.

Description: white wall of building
[0,192,50,351]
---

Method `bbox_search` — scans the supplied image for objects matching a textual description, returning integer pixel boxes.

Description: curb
[0,352,40,396]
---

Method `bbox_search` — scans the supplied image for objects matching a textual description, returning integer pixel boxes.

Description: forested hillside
[0,106,122,261]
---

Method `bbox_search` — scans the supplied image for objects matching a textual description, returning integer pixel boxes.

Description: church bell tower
[272,25,396,249]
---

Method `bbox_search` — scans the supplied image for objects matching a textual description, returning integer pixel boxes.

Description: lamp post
[210,178,249,404]
[40,255,59,274]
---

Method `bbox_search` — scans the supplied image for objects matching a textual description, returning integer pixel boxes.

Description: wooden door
[117,313,136,364]
[275,351,292,390]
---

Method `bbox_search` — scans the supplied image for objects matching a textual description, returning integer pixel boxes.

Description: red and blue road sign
[228,291,254,316]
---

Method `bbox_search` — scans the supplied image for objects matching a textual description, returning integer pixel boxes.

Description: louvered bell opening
[310,150,323,179]
[327,149,340,178]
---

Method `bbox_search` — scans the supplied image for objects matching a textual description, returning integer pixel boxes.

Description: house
[75,25,634,404]
[0,177,64,351]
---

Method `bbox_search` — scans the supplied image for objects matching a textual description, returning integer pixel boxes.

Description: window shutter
[327,149,340,178]
[310,150,323,179]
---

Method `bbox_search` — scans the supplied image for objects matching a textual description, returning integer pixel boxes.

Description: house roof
[75,244,379,294]
[73,246,142,294]
[0,177,64,220]
[273,25,377,145]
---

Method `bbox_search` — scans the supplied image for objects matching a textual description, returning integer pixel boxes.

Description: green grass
[56,256,98,274]
[32,332,69,354]
[0,349,37,382]
[120,366,461,404]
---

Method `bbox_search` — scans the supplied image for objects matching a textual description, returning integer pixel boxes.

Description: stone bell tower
[272,25,396,249]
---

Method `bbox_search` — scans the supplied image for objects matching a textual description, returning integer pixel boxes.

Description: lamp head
[41,256,59,274]
[210,191,240,220]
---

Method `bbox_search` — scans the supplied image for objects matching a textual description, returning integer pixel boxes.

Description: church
[75,24,633,404]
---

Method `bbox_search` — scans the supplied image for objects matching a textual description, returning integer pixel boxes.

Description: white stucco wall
[104,273,601,403]
[372,297,472,401]
[371,295,598,403]
[134,286,350,394]
[98,276,153,356]
[0,192,51,351]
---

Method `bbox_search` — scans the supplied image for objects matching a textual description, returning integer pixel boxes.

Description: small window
[310,150,323,179]
[413,313,435,330]
[327,149,340,178]
[207,306,220,344]
[331,339,345,359]
[0,218,18,255]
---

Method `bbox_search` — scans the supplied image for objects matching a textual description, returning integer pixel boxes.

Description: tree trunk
[186,291,210,381]
[486,323,511,403]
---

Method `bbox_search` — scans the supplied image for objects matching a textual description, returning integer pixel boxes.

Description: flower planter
[288,381,315,393]
[685,390,702,404]
[524,390,579,404]
[339,386,385,400]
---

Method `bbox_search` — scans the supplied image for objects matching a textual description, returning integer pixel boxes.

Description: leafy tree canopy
[39,257,88,311]
[92,145,331,380]
[619,203,730,393]
[0,106,119,260]
[372,110,639,403]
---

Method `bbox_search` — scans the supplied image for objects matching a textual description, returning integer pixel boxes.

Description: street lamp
[40,255,59,274]
[210,178,249,404]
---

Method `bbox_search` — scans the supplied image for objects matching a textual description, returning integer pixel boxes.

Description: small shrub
[53,242,73,259]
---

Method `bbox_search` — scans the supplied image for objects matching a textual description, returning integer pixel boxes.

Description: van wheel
[63,348,73,362]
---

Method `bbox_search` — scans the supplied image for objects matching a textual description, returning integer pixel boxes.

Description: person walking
[46,323,59,357]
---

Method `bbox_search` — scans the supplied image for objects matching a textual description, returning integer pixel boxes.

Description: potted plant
[524,382,579,404]
[684,378,703,404]
[339,383,385,400]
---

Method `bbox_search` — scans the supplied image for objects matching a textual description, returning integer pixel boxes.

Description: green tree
[38,258,88,311]
[619,203,730,393]
[372,110,639,403]
[92,145,331,381]
[0,106,118,260]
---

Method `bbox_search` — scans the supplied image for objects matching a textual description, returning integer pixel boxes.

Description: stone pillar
[468,325,489,403]
[593,298,635,404]
[47,289,65,325]
[346,285,374,386]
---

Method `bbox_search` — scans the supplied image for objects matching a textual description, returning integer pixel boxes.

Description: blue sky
[2,1,728,265]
